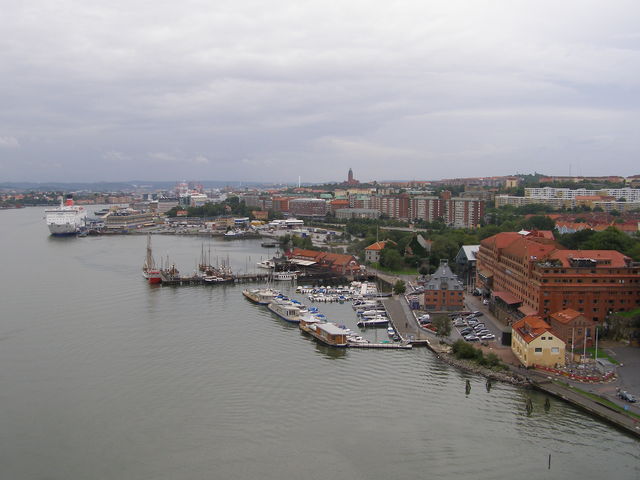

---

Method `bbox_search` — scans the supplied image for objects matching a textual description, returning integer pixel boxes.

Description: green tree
[519,215,555,231]
[380,247,404,270]
[393,280,406,295]
[432,316,452,338]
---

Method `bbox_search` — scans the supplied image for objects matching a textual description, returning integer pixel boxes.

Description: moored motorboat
[357,316,389,328]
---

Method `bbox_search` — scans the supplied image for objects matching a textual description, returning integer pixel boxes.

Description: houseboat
[242,288,279,305]
[299,316,348,347]
[267,299,305,323]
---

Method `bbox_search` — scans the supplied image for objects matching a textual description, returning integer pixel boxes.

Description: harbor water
[0,207,638,479]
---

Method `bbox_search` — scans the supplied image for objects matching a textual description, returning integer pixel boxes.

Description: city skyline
[2,1,640,182]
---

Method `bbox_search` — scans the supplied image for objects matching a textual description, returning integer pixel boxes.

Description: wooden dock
[348,342,412,349]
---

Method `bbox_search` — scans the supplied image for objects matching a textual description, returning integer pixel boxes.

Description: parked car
[482,299,489,305]
[460,328,473,336]
[465,336,480,342]
[471,311,483,317]
[618,391,637,403]
[481,334,495,340]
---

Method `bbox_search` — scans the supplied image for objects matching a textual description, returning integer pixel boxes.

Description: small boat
[256,259,275,269]
[261,242,278,248]
[273,271,297,281]
[357,316,389,328]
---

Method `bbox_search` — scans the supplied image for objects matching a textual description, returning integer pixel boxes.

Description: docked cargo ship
[142,234,162,284]
[44,195,87,235]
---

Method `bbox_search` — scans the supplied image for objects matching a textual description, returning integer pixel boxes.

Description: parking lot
[452,311,498,344]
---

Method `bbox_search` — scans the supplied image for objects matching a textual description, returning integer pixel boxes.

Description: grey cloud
[1,0,640,182]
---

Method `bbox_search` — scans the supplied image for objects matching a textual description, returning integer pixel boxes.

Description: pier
[348,342,412,350]
[159,272,273,286]
[382,296,431,346]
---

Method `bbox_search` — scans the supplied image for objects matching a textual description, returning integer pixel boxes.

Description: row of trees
[166,196,251,218]
[346,208,640,274]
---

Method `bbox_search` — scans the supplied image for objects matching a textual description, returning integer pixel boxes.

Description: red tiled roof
[548,250,631,268]
[550,309,583,324]
[365,241,387,251]
[290,248,325,260]
[517,305,538,316]
[493,291,522,305]
[512,315,553,344]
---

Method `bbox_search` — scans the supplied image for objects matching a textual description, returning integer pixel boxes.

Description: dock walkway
[382,296,431,346]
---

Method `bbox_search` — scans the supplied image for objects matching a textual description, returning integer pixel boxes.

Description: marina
[1,208,638,479]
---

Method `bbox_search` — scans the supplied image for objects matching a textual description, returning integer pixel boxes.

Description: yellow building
[511,315,565,368]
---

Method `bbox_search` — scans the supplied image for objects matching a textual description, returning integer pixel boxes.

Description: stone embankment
[429,342,530,386]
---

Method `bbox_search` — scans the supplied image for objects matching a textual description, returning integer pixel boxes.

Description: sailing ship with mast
[197,244,234,283]
[142,234,162,284]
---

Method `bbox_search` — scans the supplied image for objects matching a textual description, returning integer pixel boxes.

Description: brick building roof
[512,315,555,344]
[550,309,583,324]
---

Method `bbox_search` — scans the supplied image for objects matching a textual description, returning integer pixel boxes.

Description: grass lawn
[552,380,640,420]
[585,347,620,365]
[370,263,418,275]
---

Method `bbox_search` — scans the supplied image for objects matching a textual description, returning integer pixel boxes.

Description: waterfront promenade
[382,295,430,344]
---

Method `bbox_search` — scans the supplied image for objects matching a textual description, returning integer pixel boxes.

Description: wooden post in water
[465,379,471,395]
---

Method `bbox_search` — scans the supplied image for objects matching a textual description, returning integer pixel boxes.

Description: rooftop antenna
[298,175,301,188]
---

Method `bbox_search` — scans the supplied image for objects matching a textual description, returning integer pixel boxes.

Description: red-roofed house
[511,316,565,367]
[549,309,597,351]
[364,240,396,263]
[288,248,361,275]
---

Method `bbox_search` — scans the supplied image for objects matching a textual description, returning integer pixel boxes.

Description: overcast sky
[1,0,640,183]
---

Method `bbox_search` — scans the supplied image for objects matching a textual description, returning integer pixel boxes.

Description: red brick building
[288,248,360,275]
[329,199,350,213]
[476,231,640,324]
[288,198,327,217]
[272,197,292,212]
[422,260,465,311]
[548,308,598,351]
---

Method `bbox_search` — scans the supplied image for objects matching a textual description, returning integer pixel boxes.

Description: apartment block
[476,231,640,324]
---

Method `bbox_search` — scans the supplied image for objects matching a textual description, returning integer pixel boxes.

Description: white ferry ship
[44,195,87,236]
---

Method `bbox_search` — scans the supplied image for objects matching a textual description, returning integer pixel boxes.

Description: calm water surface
[1,207,638,479]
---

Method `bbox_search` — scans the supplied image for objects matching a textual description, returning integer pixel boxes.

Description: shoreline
[427,339,640,438]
